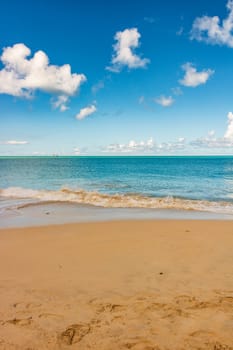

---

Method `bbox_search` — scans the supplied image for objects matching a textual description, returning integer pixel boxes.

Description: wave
[0,186,233,214]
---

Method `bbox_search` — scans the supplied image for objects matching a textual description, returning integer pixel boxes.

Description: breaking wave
[1,186,233,215]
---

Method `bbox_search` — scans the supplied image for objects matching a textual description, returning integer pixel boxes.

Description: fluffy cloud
[104,137,154,153]
[73,147,81,155]
[190,136,233,149]
[103,137,186,154]
[190,113,233,148]
[4,140,29,145]
[107,28,150,72]
[102,113,233,154]
[155,95,174,107]
[76,104,97,120]
[224,112,233,139]
[191,0,233,47]
[179,63,214,87]
[51,95,69,112]
[0,43,86,110]
[157,139,186,152]
[208,130,216,137]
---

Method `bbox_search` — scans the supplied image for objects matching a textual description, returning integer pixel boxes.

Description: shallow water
[1,156,233,224]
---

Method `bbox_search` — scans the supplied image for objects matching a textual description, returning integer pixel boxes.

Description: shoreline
[0,219,232,349]
[1,200,233,229]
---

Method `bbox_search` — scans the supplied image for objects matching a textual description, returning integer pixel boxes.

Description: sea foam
[1,186,233,214]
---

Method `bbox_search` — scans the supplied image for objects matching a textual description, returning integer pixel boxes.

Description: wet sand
[0,220,232,349]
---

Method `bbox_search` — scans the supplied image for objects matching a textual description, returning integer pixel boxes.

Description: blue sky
[0,0,233,155]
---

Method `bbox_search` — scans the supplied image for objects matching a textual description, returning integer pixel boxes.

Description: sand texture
[0,220,232,349]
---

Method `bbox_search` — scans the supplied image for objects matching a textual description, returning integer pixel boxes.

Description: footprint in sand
[89,301,127,315]
[12,301,42,309]
[185,330,233,350]
[59,323,91,345]
[38,313,64,320]
[4,317,33,327]
[213,343,233,350]
[218,296,233,307]
[123,340,160,350]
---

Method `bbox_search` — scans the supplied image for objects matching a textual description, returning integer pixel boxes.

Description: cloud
[103,137,186,154]
[138,95,145,104]
[208,130,216,137]
[190,113,233,148]
[224,112,233,139]
[104,137,155,153]
[190,136,233,149]
[102,113,233,154]
[0,43,86,109]
[155,95,175,107]
[179,63,214,87]
[107,28,150,72]
[171,87,183,96]
[4,140,29,145]
[91,80,105,95]
[191,0,233,47]
[51,95,69,112]
[76,104,97,120]
[176,27,184,36]
[73,146,88,155]
[73,147,81,155]
[157,139,186,152]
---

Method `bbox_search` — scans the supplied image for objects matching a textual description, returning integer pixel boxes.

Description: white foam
[0,186,233,214]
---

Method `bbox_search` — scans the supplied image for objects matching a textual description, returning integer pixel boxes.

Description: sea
[1,156,233,227]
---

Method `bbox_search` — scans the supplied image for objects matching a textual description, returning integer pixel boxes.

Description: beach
[2,0,233,347]
[0,219,232,349]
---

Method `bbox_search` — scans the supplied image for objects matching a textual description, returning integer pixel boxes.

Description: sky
[0,0,233,155]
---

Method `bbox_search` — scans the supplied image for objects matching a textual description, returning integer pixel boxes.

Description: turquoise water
[1,156,233,215]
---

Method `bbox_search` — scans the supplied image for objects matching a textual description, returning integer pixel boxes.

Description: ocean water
[1,156,233,222]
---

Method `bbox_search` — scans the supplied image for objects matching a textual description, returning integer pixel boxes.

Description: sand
[0,220,232,350]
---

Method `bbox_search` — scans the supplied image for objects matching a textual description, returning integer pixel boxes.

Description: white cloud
[179,63,214,87]
[155,95,174,107]
[104,137,155,153]
[191,0,233,47]
[73,147,81,155]
[73,146,88,155]
[51,95,69,112]
[190,136,233,149]
[4,140,29,145]
[103,137,186,154]
[76,104,97,120]
[102,112,233,154]
[224,112,233,139]
[157,139,186,152]
[190,113,233,148]
[0,43,86,109]
[208,130,215,137]
[107,28,150,72]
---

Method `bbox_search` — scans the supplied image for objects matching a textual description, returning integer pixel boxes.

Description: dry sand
[0,220,232,350]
